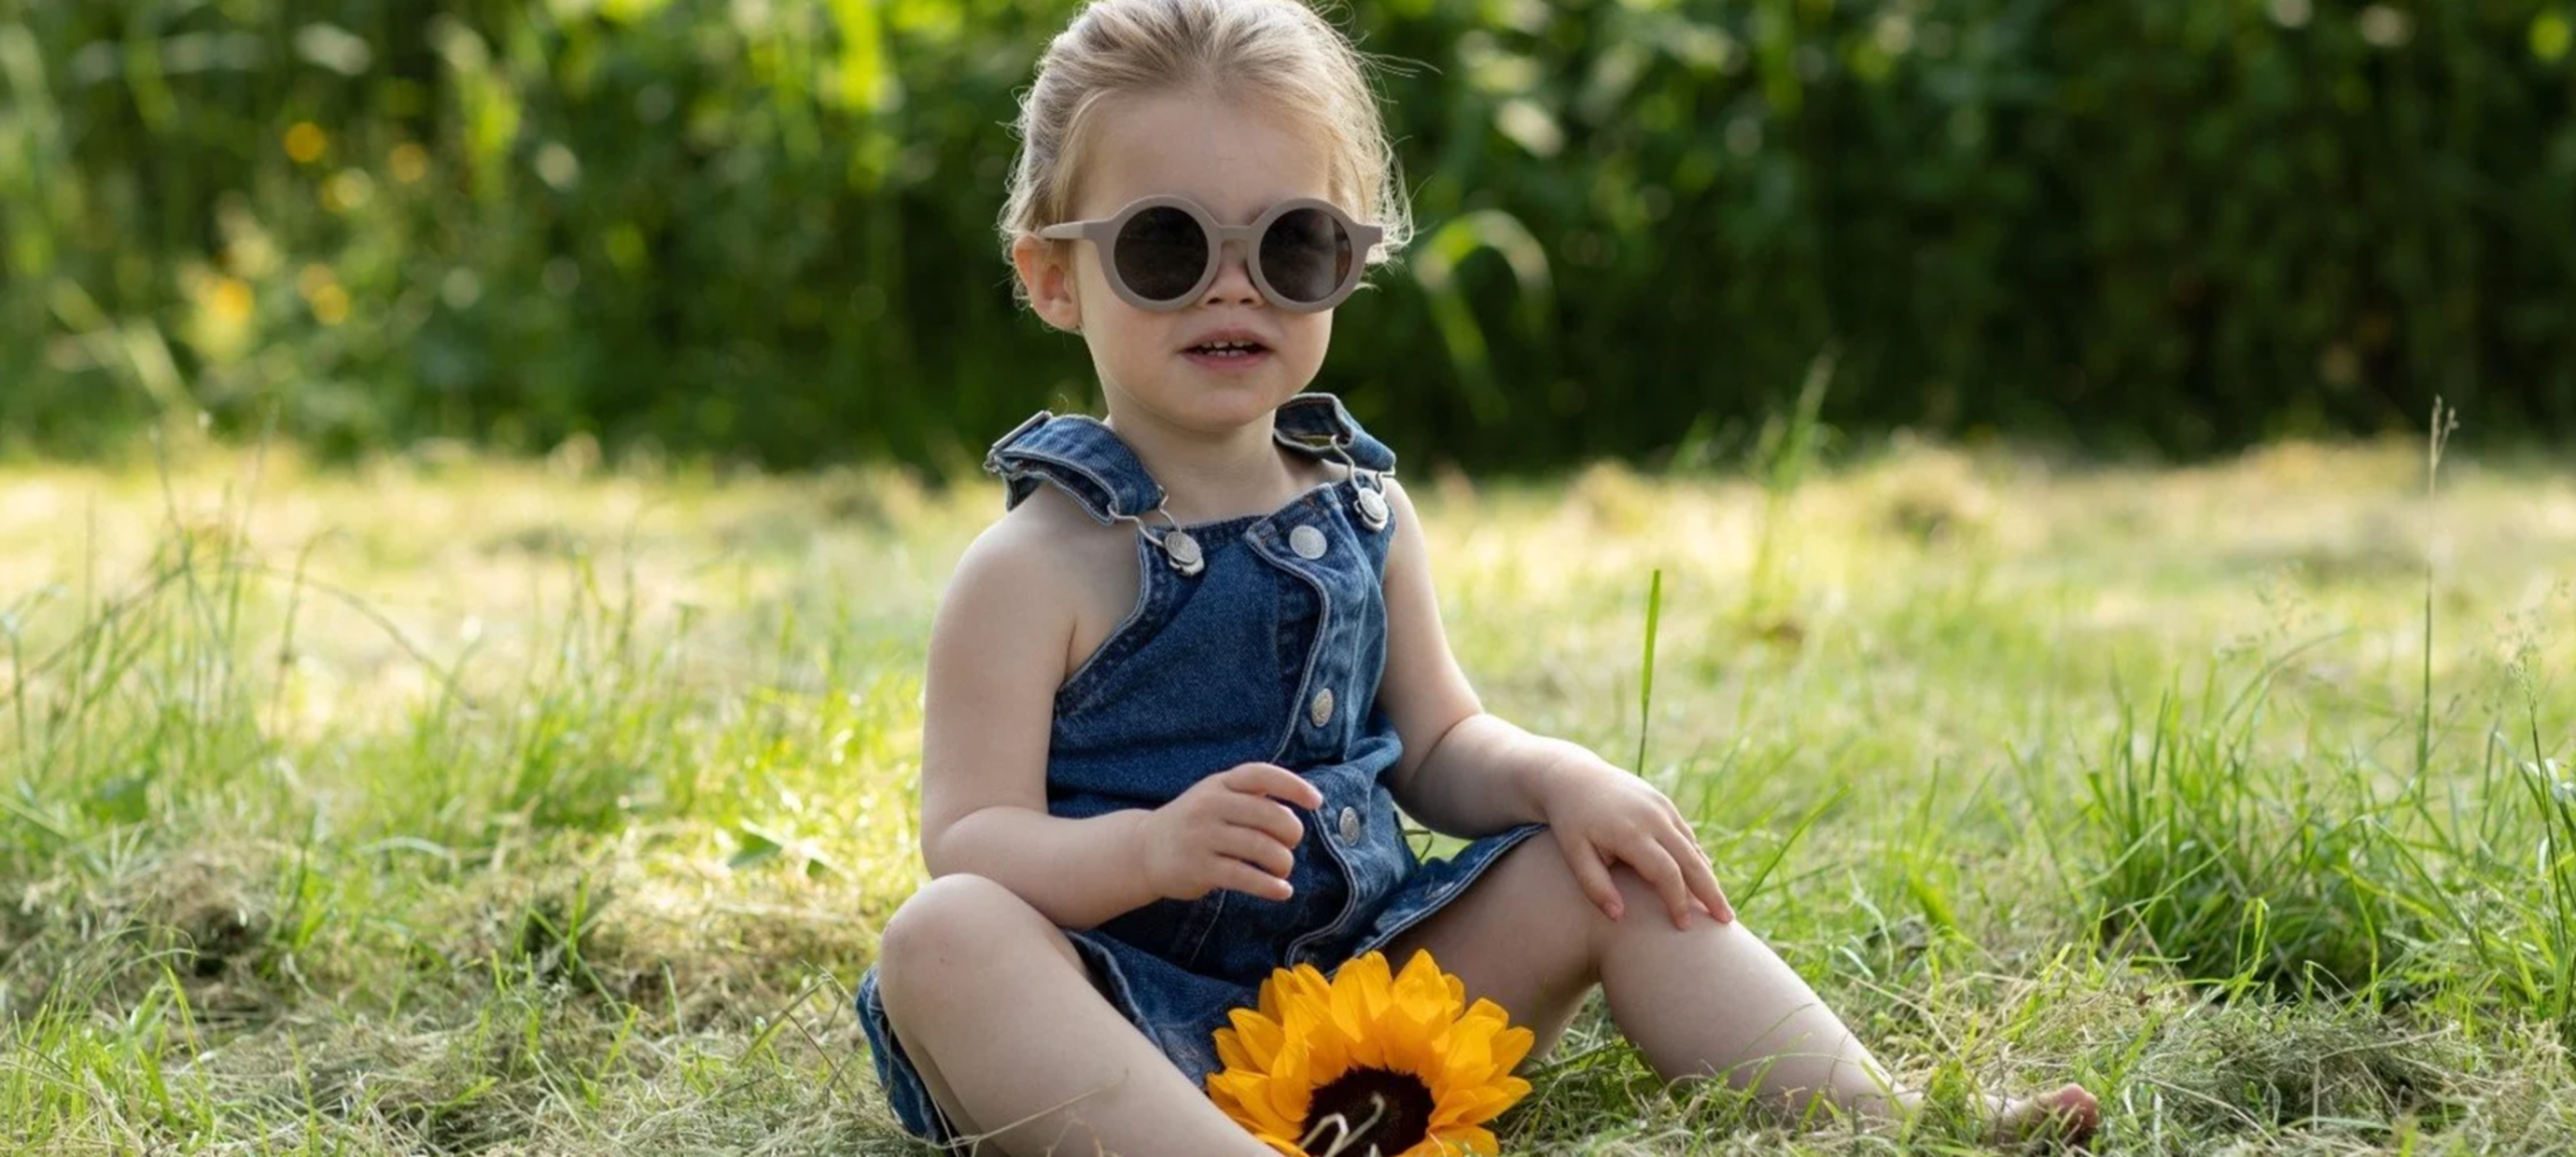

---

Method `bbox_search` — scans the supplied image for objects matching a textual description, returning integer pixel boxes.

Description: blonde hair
[1000,0,1415,295]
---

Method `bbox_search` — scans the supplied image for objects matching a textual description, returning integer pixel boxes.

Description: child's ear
[1011,234,1084,333]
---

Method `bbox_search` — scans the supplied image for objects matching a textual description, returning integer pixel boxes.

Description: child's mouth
[1183,340,1270,369]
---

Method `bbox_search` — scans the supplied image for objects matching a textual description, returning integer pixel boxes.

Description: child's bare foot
[1985,1082,2100,1150]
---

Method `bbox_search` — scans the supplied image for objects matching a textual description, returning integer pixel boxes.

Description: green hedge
[5,0,2571,469]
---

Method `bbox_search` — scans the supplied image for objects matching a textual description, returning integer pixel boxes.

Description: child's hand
[1533,758,1733,928]
[1140,762,1325,903]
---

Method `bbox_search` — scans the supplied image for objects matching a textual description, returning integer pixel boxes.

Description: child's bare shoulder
[948,485,1142,685]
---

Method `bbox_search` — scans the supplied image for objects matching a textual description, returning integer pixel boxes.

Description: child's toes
[1988,1082,2100,1150]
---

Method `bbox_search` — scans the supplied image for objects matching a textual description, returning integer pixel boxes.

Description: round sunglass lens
[1259,208,1355,304]
[1113,206,1210,303]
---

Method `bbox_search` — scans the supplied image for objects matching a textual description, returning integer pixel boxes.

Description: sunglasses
[1039,195,1383,314]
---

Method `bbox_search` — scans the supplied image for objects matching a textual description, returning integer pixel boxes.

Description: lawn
[4,429,2574,1155]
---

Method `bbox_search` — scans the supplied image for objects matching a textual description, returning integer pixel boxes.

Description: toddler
[857,2,2102,1152]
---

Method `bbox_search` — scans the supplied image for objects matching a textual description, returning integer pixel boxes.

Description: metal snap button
[1337,805,1361,843]
[1161,530,1204,576]
[1289,524,1328,559]
[1354,487,1390,532]
[1309,687,1335,728]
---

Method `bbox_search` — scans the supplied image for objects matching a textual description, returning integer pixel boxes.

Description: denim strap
[985,411,1169,525]
[1270,393,1398,474]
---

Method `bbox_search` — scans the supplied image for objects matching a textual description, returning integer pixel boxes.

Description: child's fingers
[1623,839,1699,929]
[1665,824,1734,923]
[1698,877,1733,924]
[1215,857,1295,900]
[1695,877,1735,924]
[1216,790,1306,848]
[1555,829,1626,920]
[1213,825,1295,880]
[1225,761,1323,810]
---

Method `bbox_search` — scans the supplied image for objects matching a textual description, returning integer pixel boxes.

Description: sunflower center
[1300,1066,1435,1156]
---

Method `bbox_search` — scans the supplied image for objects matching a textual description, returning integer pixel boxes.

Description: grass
[3,427,2573,1154]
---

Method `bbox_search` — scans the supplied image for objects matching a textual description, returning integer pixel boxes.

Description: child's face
[1015,91,1344,437]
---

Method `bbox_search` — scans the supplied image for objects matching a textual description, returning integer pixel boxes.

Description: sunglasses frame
[1038,195,1383,314]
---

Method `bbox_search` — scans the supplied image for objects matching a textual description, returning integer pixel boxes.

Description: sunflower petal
[1332,954,1384,1040]
[1431,1123,1500,1154]
[1206,1071,1253,1115]
[1214,1030,1251,1075]
[1441,1030,1491,1080]
[1487,1024,1535,1076]
[1433,1078,1530,1126]
[1207,1072,1243,1115]
[1394,948,1447,996]
[1356,952,1397,1025]
[1213,1070,1292,1136]
[1267,1037,1312,1126]
[1229,1007,1287,1070]
[1258,966,1302,1023]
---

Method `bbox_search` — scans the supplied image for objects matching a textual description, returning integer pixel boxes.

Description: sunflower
[1207,949,1534,1157]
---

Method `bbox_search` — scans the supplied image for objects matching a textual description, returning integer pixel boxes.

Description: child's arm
[913,518,1160,932]
[1375,478,1735,927]
[1371,478,1584,836]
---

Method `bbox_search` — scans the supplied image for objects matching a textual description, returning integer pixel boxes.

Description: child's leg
[1381,840,2096,1141]
[1381,840,1897,1114]
[874,874,1280,1157]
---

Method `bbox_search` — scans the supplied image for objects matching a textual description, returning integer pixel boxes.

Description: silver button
[1337,805,1361,843]
[1355,487,1390,532]
[1309,687,1335,728]
[1162,530,1204,576]
[1289,524,1328,559]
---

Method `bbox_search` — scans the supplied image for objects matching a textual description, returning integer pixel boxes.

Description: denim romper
[854,393,1549,1145]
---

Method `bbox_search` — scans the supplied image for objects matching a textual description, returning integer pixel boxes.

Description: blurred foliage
[3,0,2572,470]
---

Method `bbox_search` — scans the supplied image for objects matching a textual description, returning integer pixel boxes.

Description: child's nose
[1201,239,1260,306]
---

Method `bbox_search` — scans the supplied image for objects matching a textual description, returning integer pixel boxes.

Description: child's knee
[878,873,1035,987]
[1485,839,1628,928]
